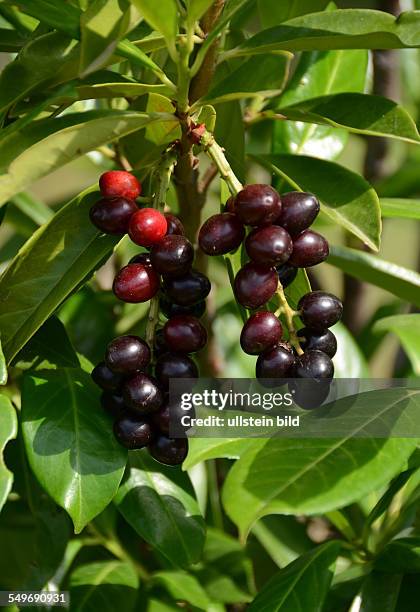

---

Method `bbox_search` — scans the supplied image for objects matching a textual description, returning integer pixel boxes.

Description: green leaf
[332,322,370,379]
[129,0,177,55]
[114,451,205,568]
[328,245,420,308]
[70,561,139,611]
[253,154,381,251]
[74,71,174,100]
[0,28,27,51]
[215,101,245,182]
[222,415,417,537]
[183,438,253,470]
[375,538,420,573]
[365,468,417,529]
[10,192,54,227]
[279,93,420,145]
[0,339,7,385]
[228,10,420,57]
[186,0,213,26]
[380,198,420,220]
[359,572,402,612]
[252,515,313,568]
[373,315,420,375]
[248,541,340,612]
[22,369,127,533]
[145,93,181,145]
[0,110,171,206]
[274,49,367,160]
[153,571,211,609]
[202,53,291,105]
[0,395,17,512]
[0,190,119,365]
[258,0,330,27]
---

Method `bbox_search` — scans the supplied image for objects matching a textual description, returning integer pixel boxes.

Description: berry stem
[200,130,243,195]
[276,281,304,356]
[145,150,178,358]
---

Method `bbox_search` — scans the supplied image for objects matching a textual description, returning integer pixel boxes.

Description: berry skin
[154,328,168,357]
[245,225,293,266]
[165,213,185,236]
[289,230,329,268]
[159,295,206,319]
[163,270,211,306]
[155,352,198,389]
[277,263,298,288]
[113,414,154,449]
[225,195,236,213]
[276,192,320,236]
[235,184,281,226]
[128,208,167,247]
[89,197,138,235]
[240,312,282,355]
[296,350,334,380]
[298,291,343,330]
[289,379,331,410]
[91,362,123,391]
[129,252,152,266]
[149,435,188,466]
[152,397,195,435]
[164,315,207,353]
[105,335,150,374]
[256,343,296,379]
[122,373,163,414]
[150,235,194,277]
[297,328,337,358]
[234,262,278,310]
[199,213,245,256]
[99,170,141,200]
[113,263,159,303]
[100,392,126,418]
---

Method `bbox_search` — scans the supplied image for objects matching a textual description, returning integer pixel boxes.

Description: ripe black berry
[163,270,211,306]
[105,335,150,373]
[245,225,292,266]
[154,328,168,357]
[199,213,245,255]
[159,295,206,319]
[296,350,334,380]
[164,315,207,353]
[122,373,163,414]
[150,235,194,277]
[89,197,138,235]
[289,230,329,268]
[235,184,281,226]
[297,328,337,358]
[149,435,188,466]
[299,291,343,330]
[113,263,159,303]
[289,379,331,410]
[155,352,198,389]
[277,263,298,288]
[100,391,126,418]
[129,252,152,266]
[113,414,154,449]
[91,362,123,391]
[234,262,278,310]
[225,195,236,213]
[256,344,296,379]
[276,192,320,236]
[165,213,185,236]
[153,397,195,435]
[240,312,282,355]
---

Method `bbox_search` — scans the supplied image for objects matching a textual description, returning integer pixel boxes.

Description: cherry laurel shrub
[0,1,419,610]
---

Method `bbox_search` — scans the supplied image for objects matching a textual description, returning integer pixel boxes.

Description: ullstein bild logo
[178,412,300,429]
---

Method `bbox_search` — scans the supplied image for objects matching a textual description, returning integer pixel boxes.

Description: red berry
[234,262,278,310]
[99,170,141,200]
[89,197,138,235]
[165,213,185,236]
[128,208,167,247]
[113,263,159,303]
[150,235,194,277]
[235,184,281,226]
[240,312,282,355]
[245,225,292,266]
[199,213,245,256]
[289,230,329,268]
[164,315,207,353]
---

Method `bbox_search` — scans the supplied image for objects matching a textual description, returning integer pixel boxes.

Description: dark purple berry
[163,270,211,306]
[240,312,282,355]
[245,225,292,266]
[159,295,206,319]
[89,197,138,235]
[297,328,337,358]
[298,291,343,330]
[234,262,278,310]
[113,263,160,303]
[122,373,163,414]
[256,343,296,379]
[100,391,126,418]
[199,213,245,256]
[105,335,150,374]
[129,252,152,266]
[155,352,198,389]
[165,213,185,236]
[113,414,154,449]
[164,315,207,353]
[149,435,188,466]
[235,184,281,226]
[225,195,236,213]
[154,328,168,357]
[276,192,320,236]
[277,263,298,288]
[150,235,194,277]
[91,362,123,391]
[289,230,329,268]
[296,350,334,380]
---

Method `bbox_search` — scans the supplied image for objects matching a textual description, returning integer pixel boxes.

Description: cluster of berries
[89,171,211,464]
[198,185,342,407]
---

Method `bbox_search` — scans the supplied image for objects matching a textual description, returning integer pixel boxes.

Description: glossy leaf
[10,192,53,227]
[22,368,127,533]
[0,395,17,512]
[145,93,181,145]
[129,0,177,55]
[328,245,420,308]
[0,190,119,364]
[373,315,420,375]
[0,110,172,206]
[252,516,313,567]
[359,572,402,612]
[202,53,291,105]
[74,73,173,100]
[114,451,206,568]
[0,340,7,385]
[70,561,139,611]
[332,323,370,379]
[0,28,27,51]
[380,198,420,219]
[375,538,420,573]
[274,49,367,159]
[248,541,340,612]
[153,571,211,609]
[279,93,420,144]
[258,0,330,27]
[183,438,253,470]
[186,0,213,26]
[228,10,420,57]
[253,154,381,251]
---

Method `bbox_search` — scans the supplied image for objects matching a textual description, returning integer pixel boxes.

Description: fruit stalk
[275,282,303,356]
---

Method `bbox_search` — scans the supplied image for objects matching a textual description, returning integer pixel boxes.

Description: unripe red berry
[128,208,167,247]
[113,263,159,303]
[99,170,141,200]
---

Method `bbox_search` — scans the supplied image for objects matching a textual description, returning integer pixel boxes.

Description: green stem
[276,281,303,356]
[207,460,224,530]
[201,130,243,194]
